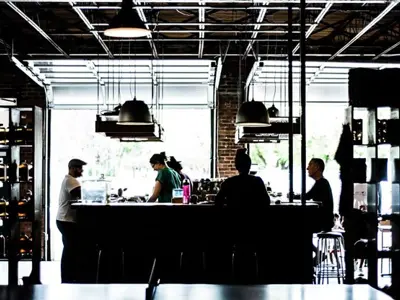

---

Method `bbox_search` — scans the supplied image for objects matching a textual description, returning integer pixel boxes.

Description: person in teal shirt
[148,152,182,203]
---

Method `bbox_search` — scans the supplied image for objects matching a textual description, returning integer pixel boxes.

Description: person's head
[150,152,167,171]
[307,158,325,179]
[235,148,251,174]
[168,156,183,174]
[68,159,87,178]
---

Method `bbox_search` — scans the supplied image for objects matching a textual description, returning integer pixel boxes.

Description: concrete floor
[0,261,61,285]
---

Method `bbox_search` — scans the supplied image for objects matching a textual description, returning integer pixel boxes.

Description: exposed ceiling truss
[1,0,400,62]
[25,59,218,87]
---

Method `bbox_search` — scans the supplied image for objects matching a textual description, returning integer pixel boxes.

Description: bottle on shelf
[0,163,8,181]
[9,160,17,183]
[266,182,272,193]
[352,119,363,145]
[19,161,29,182]
[19,233,32,257]
[17,196,30,219]
[0,124,8,146]
[0,197,9,219]
[377,119,389,144]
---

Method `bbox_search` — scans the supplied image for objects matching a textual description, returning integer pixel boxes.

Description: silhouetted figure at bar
[305,158,334,232]
[56,158,86,283]
[216,148,270,208]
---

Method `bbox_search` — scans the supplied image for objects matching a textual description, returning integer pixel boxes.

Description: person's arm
[66,177,81,200]
[258,178,270,206]
[215,181,227,207]
[148,181,162,202]
[70,187,81,200]
[304,184,315,200]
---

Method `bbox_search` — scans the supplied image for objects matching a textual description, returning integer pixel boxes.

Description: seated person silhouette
[215,148,270,208]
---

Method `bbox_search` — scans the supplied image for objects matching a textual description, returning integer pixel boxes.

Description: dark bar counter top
[72,201,322,284]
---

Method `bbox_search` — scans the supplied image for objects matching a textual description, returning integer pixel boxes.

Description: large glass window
[49,107,211,259]
[250,101,346,212]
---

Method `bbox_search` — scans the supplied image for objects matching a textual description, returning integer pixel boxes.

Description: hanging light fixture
[236,99,271,127]
[104,0,150,38]
[267,104,280,118]
[117,97,153,125]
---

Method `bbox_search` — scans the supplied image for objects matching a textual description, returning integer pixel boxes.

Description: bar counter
[72,202,322,284]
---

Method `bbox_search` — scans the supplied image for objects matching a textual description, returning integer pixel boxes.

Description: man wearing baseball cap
[56,158,86,283]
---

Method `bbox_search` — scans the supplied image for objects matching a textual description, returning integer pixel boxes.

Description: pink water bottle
[183,179,191,204]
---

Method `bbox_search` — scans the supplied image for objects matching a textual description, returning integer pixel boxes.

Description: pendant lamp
[267,104,279,118]
[236,99,271,127]
[117,98,153,125]
[104,0,150,38]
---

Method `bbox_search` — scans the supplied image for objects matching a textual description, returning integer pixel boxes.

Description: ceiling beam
[5,2,68,57]
[372,40,400,60]
[292,2,332,54]
[305,1,399,84]
[244,3,269,58]
[92,22,312,27]
[198,1,205,58]
[70,2,113,58]
[134,0,158,58]
[328,1,398,61]
[76,5,324,10]
[11,56,48,87]
[5,0,396,3]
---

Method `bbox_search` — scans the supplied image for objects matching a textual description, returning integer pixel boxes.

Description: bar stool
[95,244,125,283]
[316,231,345,284]
[231,243,259,283]
[0,219,6,257]
[179,244,207,282]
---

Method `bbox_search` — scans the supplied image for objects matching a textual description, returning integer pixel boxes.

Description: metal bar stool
[316,231,345,284]
[231,243,259,283]
[95,246,125,283]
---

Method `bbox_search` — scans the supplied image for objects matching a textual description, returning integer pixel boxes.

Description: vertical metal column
[288,4,294,203]
[300,0,307,205]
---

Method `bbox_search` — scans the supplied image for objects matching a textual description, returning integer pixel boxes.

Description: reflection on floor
[0,260,393,286]
[0,261,61,285]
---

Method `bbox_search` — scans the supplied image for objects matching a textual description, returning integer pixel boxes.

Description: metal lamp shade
[267,104,280,118]
[236,100,271,127]
[117,99,152,125]
[104,0,150,38]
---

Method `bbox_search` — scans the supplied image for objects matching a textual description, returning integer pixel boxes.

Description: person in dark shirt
[167,156,192,189]
[215,148,270,208]
[305,158,334,231]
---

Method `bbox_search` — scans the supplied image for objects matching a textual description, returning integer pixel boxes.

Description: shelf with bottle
[0,190,34,221]
[0,160,34,183]
[0,123,34,147]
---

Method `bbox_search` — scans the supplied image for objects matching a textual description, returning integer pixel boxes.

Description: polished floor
[0,284,394,300]
[0,261,61,285]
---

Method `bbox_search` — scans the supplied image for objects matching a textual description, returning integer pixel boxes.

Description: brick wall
[217,57,252,178]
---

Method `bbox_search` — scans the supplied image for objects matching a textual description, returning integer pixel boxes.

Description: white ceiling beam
[329,1,398,61]
[5,0,396,3]
[134,0,158,58]
[12,57,48,87]
[198,1,205,58]
[372,40,400,60]
[70,2,113,58]
[292,2,332,54]
[6,2,68,57]
[244,3,269,58]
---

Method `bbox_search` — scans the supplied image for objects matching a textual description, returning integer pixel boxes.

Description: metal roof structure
[247,60,400,85]
[24,58,218,86]
[1,0,400,61]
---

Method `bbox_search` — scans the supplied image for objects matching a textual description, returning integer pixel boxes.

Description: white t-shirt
[56,175,81,223]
